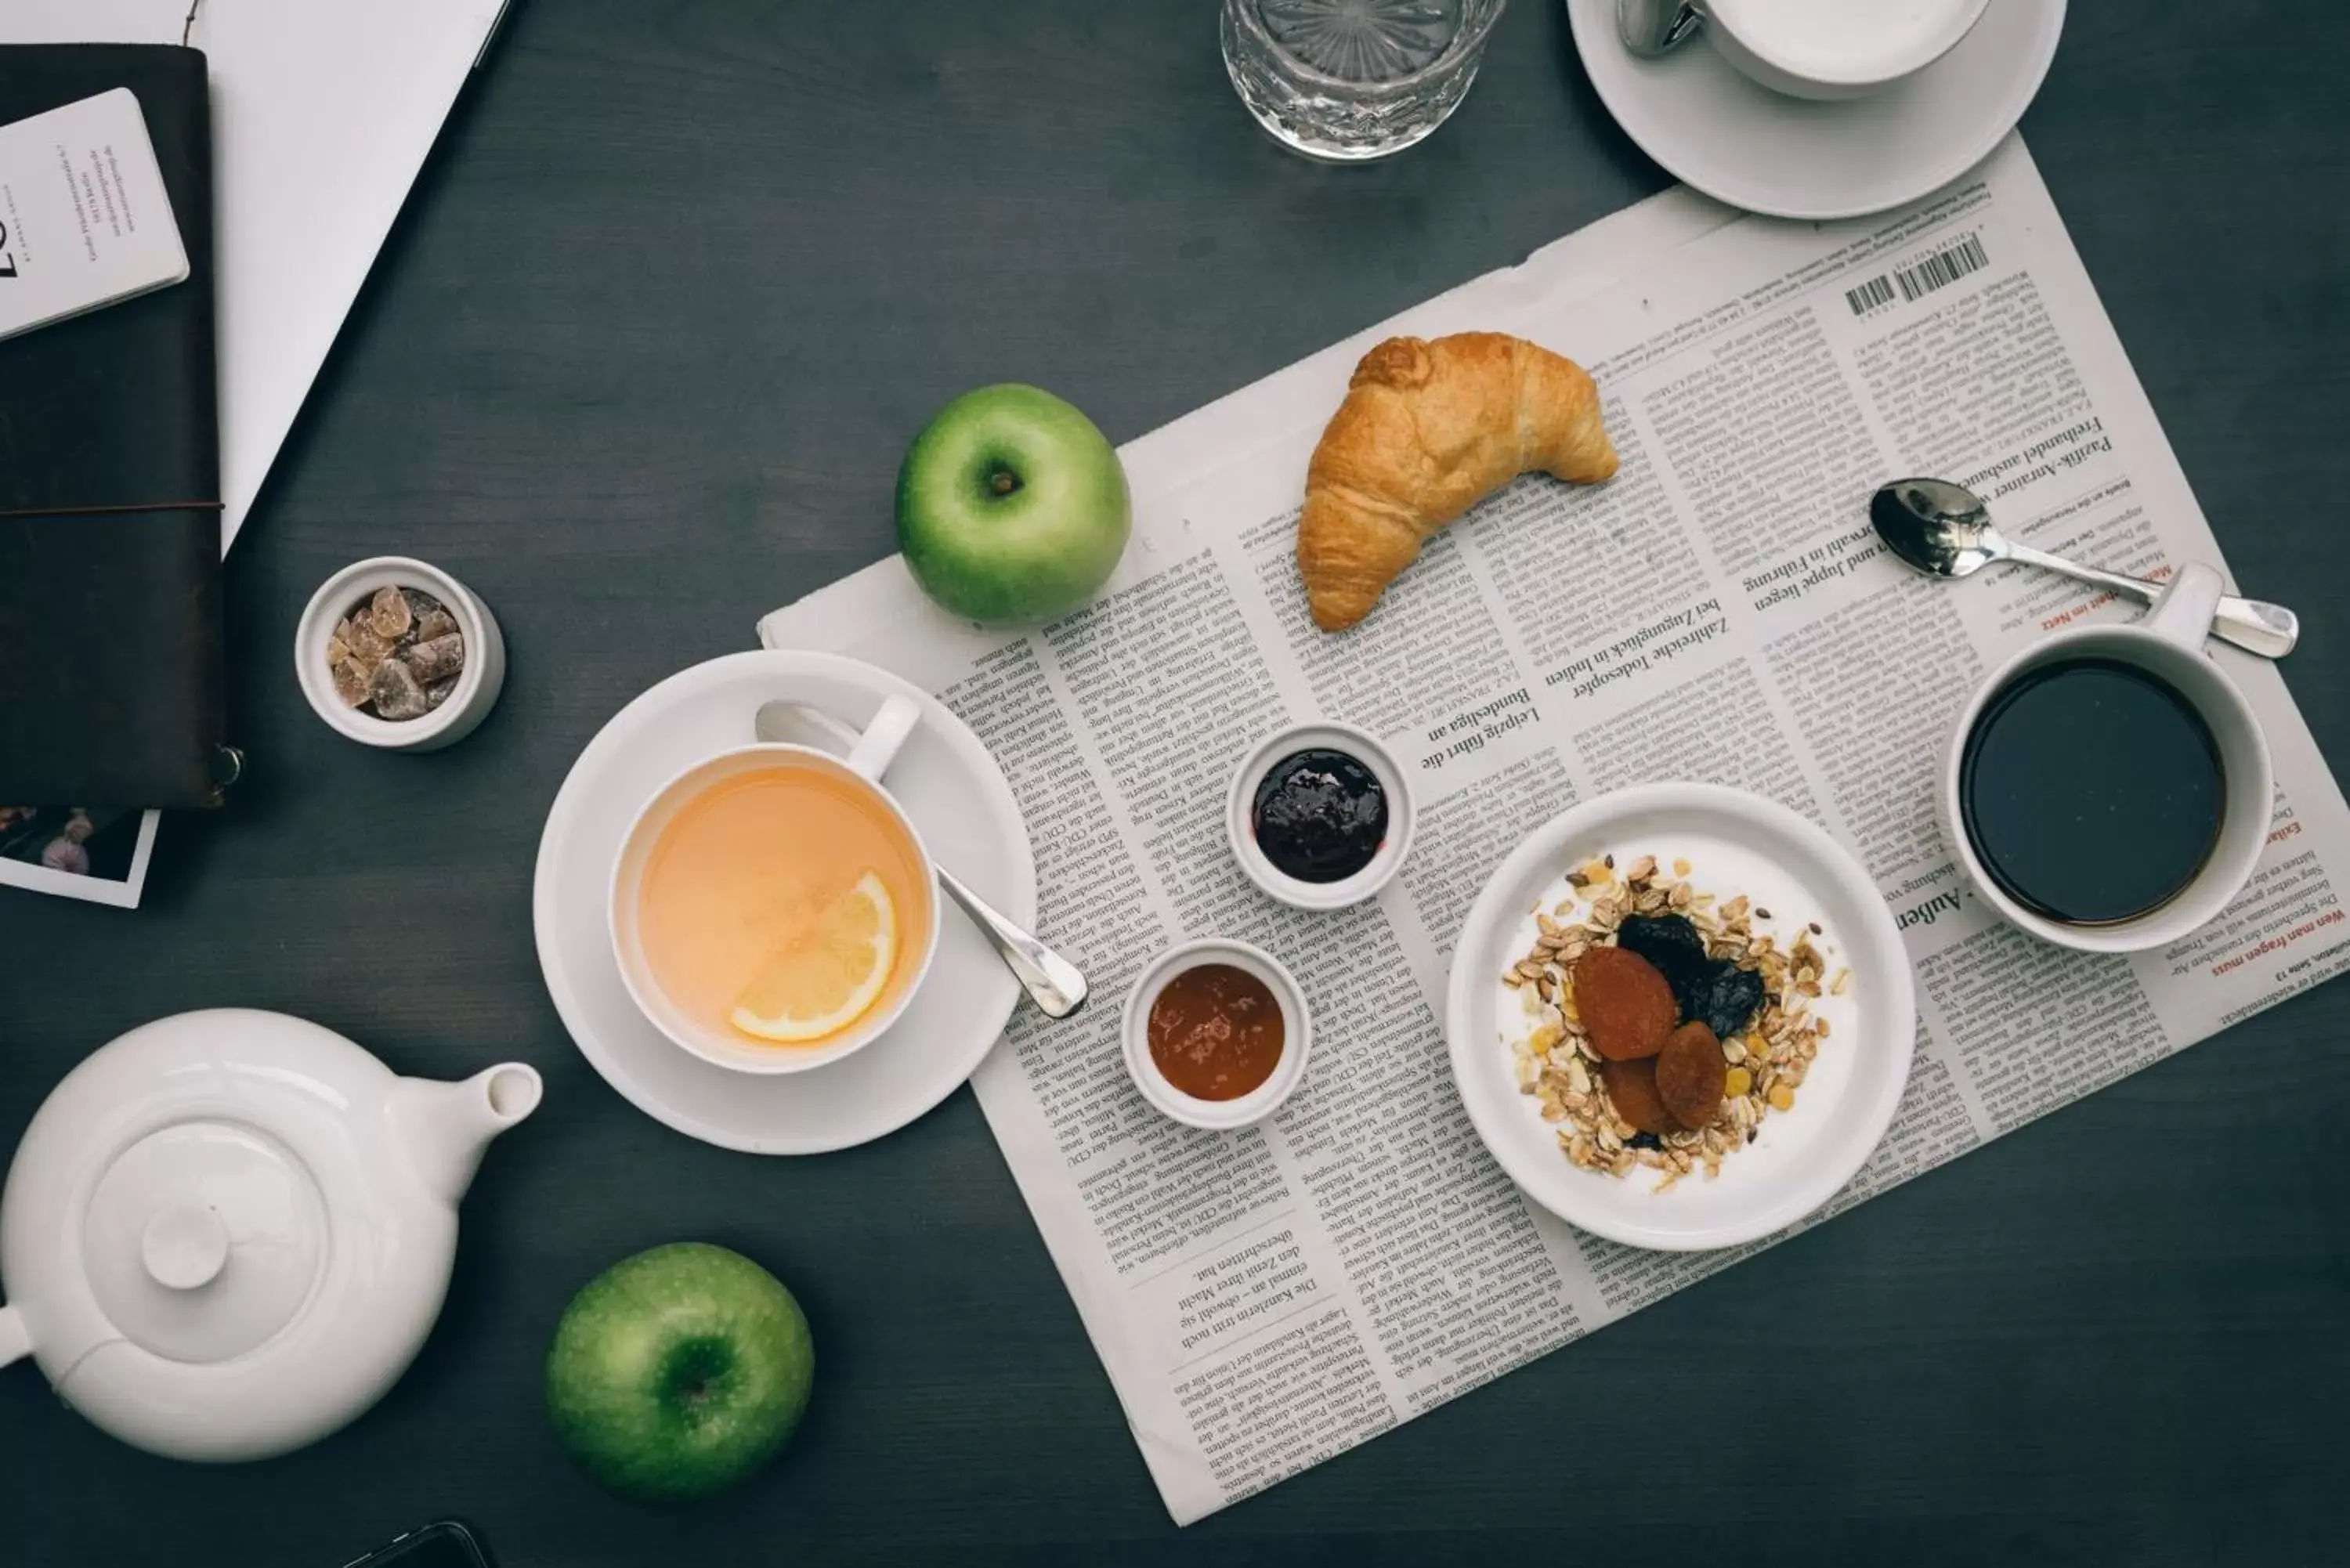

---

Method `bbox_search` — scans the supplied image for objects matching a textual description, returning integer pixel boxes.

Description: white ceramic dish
[0,1009,536,1460]
[294,556,506,751]
[1122,939,1312,1130]
[534,651,1035,1154]
[1446,783,1914,1250]
[1938,563,2272,955]
[1565,0,2065,220]
[1704,0,1989,100]
[1227,721,1415,911]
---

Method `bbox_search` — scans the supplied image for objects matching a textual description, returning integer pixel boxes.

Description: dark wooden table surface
[5,2,2348,1563]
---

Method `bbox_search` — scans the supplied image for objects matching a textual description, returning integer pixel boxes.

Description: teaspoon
[754,699,1087,1019]
[1618,0,1704,56]
[1869,477,2298,659]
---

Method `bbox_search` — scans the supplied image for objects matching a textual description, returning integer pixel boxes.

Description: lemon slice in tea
[729,871,900,1043]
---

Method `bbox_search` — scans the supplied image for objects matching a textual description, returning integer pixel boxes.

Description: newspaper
[760,137,2350,1523]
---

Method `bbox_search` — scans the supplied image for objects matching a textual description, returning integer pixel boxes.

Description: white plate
[1566,0,2066,220]
[533,651,1035,1154]
[1446,784,1915,1250]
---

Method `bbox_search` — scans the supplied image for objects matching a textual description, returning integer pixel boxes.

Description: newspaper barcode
[1845,233,1991,314]
[1895,233,1990,301]
[1844,275,1896,315]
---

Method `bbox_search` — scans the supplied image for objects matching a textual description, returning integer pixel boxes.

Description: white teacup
[1702,0,1990,100]
[608,694,942,1074]
[1938,563,2272,955]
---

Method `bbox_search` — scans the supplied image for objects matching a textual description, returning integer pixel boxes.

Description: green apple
[544,1242,814,1504]
[896,383,1131,623]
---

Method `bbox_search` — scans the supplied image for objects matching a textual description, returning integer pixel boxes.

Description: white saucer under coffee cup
[1938,562,2272,955]
[1569,0,2064,222]
[606,693,943,1075]
[1701,0,1990,99]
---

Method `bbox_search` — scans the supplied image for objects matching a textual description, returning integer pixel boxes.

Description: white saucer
[533,651,1035,1154]
[1567,0,2066,220]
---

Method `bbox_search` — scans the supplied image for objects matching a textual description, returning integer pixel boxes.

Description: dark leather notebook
[0,45,226,808]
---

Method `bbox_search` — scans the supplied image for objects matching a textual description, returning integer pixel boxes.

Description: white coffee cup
[1701,0,1990,99]
[608,694,942,1074]
[1938,563,2272,955]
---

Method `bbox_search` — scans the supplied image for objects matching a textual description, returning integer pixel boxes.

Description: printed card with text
[0,86,188,342]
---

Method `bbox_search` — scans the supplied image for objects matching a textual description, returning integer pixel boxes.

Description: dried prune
[1572,945,1677,1061]
[1687,963,1766,1040]
[1617,913,1708,983]
[1655,1021,1727,1129]
[1621,912,1767,1039]
[1599,1058,1676,1136]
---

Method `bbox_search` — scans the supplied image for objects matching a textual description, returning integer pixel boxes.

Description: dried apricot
[1598,1057,1675,1136]
[1571,945,1677,1061]
[1656,1021,1727,1130]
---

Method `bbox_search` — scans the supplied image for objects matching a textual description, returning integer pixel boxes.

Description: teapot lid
[81,1118,328,1363]
[0,1010,532,1461]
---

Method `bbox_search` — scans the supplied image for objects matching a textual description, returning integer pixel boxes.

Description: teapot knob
[141,1205,229,1291]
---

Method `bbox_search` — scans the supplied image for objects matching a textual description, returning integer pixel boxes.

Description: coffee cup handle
[2141,562,2225,652]
[844,694,921,782]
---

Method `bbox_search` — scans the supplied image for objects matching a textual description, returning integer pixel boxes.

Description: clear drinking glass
[1220,0,1508,163]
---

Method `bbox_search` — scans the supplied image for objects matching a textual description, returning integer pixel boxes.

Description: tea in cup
[1939,564,2273,954]
[609,695,941,1073]
[1701,0,1990,99]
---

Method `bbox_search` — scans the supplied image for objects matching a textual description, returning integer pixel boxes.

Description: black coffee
[1959,657,2224,925]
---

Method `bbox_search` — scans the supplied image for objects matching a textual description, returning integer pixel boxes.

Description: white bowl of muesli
[1445,782,1914,1251]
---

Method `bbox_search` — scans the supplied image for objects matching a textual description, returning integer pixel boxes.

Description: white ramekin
[1226,721,1415,912]
[295,557,506,752]
[1122,938,1313,1131]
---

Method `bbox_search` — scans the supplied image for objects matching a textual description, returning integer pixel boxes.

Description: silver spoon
[1870,477,2298,659]
[754,699,1086,1019]
[1618,0,1704,56]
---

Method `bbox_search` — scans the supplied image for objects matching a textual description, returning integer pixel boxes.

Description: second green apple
[895,384,1130,624]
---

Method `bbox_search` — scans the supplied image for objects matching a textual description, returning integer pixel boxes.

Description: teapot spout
[389,1064,543,1203]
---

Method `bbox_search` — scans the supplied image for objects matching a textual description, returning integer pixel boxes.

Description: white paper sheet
[0,0,509,549]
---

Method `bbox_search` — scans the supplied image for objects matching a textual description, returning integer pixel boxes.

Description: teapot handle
[0,1303,28,1369]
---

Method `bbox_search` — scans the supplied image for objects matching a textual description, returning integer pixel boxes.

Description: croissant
[1296,331,1618,630]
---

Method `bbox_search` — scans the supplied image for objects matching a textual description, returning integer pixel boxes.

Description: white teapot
[0,1009,540,1461]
